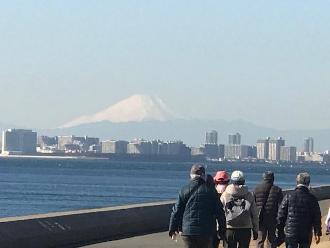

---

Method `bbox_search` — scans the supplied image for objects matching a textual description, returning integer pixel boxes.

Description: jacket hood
[225,184,249,197]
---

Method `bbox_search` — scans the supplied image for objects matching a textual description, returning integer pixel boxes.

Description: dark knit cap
[263,171,274,181]
[190,164,205,176]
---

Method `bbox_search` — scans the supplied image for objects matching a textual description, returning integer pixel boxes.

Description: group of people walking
[169,164,325,248]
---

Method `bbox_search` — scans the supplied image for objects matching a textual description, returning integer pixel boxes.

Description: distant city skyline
[2,128,329,163]
[1,1,330,129]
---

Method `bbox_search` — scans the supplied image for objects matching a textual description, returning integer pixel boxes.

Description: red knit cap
[214,171,229,185]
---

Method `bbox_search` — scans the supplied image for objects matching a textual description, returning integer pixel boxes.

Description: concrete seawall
[0,185,330,248]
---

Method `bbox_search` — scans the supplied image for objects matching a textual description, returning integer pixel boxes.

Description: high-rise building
[57,136,72,150]
[157,140,189,156]
[57,136,99,152]
[268,137,285,161]
[303,137,314,153]
[280,146,297,162]
[101,140,128,154]
[38,136,57,149]
[126,139,190,156]
[218,144,225,159]
[204,144,219,159]
[2,129,37,155]
[248,145,257,158]
[256,137,270,160]
[167,141,185,155]
[191,147,205,156]
[37,135,58,153]
[224,145,249,159]
[205,130,218,145]
[150,140,160,155]
[158,142,168,155]
[85,137,100,148]
[127,140,152,154]
[228,133,241,145]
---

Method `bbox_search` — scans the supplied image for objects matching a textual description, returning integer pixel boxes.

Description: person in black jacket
[254,171,283,248]
[169,164,226,248]
[276,172,322,248]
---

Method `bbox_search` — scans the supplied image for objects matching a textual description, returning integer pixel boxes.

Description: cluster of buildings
[255,136,328,163]
[1,129,329,163]
[0,129,190,157]
[192,131,255,160]
[192,132,251,159]
[39,134,190,157]
[101,139,190,156]
[39,135,100,153]
[193,131,330,163]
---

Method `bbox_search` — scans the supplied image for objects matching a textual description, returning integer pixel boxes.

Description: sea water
[0,158,329,217]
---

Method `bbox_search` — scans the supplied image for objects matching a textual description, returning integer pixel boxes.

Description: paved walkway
[82,200,330,248]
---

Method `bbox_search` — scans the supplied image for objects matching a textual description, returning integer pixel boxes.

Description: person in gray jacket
[221,170,259,248]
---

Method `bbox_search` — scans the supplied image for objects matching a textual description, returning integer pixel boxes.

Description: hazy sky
[1,1,330,129]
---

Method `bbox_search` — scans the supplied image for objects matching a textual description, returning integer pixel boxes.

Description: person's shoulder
[254,183,263,191]
[308,190,319,202]
[220,190,229,201]
[272,184,283,192]
[180,181,195,195]
[283,190,294,201]
[286,189,296,197]
[245,190,255,201]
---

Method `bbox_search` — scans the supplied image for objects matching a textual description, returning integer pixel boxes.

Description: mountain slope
[60,95,179,128]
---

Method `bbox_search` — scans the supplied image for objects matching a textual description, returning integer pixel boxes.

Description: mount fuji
[60,94,180,128]
[38,95,330,151]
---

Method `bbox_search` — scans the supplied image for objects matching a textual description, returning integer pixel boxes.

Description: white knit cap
[231,170,245,184]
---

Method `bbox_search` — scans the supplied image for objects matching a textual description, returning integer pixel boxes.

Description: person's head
[214,171,229,194]
[190,164,206,180]
[214,171,230,185]
[296,172,310,186]
[263,171,274,183]
[231,170,245,185]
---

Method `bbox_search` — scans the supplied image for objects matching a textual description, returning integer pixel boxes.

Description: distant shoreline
[0,153,329,166]
[0,154,108,161]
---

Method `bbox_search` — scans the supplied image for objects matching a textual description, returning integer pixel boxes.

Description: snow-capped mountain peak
[59,94,179,128]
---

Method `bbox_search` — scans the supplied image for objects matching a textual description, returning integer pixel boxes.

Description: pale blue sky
[1,1,330,129]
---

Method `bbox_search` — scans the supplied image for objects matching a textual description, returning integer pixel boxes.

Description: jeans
[225,228,251,248]
[257,224,276,248]
[181,235,212,248]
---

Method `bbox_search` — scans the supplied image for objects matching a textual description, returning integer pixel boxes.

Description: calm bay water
[0,158,329,217]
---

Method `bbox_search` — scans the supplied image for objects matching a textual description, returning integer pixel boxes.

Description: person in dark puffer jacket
[276,172,322,248]
[254,171,283,248]
[169,164,226,248]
